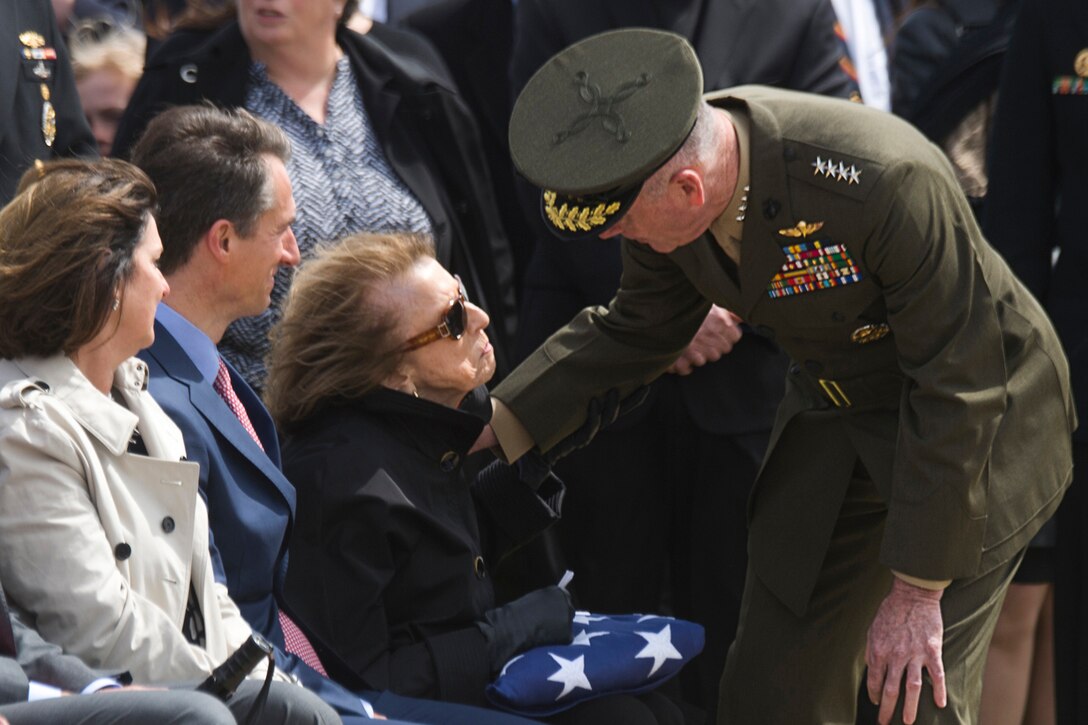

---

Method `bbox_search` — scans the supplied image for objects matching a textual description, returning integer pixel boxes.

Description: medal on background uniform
[18,31,56,147]
[1074,49,1088,78]
[1053,48,1088,95]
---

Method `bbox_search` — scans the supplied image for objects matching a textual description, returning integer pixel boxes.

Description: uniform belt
[794,368,905,409]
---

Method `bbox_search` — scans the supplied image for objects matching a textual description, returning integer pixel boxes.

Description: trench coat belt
[793,367,906,410]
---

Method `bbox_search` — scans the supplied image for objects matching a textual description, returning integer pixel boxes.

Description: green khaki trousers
[719,469,1021,725]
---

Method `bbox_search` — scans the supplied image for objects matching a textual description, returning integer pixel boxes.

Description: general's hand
[667,305,742,375]
[469,424,498,454]
[866,578,947,724]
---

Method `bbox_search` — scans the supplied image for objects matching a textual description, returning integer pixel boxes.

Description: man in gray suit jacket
[0,577,236,724]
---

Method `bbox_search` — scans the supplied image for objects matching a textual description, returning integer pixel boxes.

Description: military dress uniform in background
[494,29,1074,724]
[0,0,96,204]
[982,0,1088,720]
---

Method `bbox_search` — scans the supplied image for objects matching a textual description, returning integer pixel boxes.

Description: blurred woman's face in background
[236,0,345,50]
[76,68,137,156]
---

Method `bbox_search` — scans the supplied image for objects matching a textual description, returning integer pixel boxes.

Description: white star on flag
[572,629,610,646]
[573,612,607,625]
[547,653,593,700]
[635,624,683,677]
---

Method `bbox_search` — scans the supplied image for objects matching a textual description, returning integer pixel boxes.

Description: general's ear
[670,168,706,208]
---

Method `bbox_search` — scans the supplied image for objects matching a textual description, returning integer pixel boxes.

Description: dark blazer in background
[114,20,518,377]
[0,0,96,204]
[983,1,1088,720]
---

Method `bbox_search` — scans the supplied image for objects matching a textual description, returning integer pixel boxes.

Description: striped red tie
[212,358,328,677]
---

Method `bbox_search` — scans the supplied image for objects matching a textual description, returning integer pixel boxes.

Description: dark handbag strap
[243,649,276,725]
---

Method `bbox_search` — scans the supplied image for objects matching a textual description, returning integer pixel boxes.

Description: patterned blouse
[220,55,434,390]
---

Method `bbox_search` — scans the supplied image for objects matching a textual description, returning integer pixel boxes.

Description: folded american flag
[485,612,704,717]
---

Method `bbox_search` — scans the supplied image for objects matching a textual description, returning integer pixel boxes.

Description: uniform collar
[709,104,751,245]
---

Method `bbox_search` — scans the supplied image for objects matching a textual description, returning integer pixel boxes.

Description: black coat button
[114,543,132,561]
[474,556,487,579]
[804,360,824,375]
[783,146,797,162]
[762,199,780,219]
[440,451,460,472]
[161,516,175,534]
[788,364,801,375]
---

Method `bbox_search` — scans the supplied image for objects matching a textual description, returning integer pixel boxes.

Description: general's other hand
[866,577,947,724]
[469,424,498,455]
[667,305,742,375]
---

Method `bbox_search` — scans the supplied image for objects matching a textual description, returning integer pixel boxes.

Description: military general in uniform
[0,0,96,204]
[476,29,1075,725]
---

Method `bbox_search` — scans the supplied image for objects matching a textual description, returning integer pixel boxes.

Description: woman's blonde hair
[265,232,434,429]
[69,21,146,84]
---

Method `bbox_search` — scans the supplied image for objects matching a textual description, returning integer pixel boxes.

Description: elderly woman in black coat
[265,233,683,725]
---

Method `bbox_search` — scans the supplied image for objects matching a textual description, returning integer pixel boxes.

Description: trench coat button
[753,324,775,339]
[831,311,846,323]
[161,516,176,534]
[114,543,132,561]
[788,364,801,376]
[440,451,459,472]
[179,63,198,84]
[762,199,780,219]
[474,556,487,579]
[804,360,824,375]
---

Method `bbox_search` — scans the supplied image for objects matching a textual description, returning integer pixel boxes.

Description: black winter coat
[280,388,563,706]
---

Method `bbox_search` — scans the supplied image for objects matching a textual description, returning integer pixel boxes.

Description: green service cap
[509,28,703,241]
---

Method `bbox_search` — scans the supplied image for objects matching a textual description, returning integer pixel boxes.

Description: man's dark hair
[130,104,290,275]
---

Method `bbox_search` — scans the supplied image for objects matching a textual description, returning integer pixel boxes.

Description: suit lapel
[148,324,295,511]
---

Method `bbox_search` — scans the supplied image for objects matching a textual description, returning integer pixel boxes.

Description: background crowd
[0,0,1083,723]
